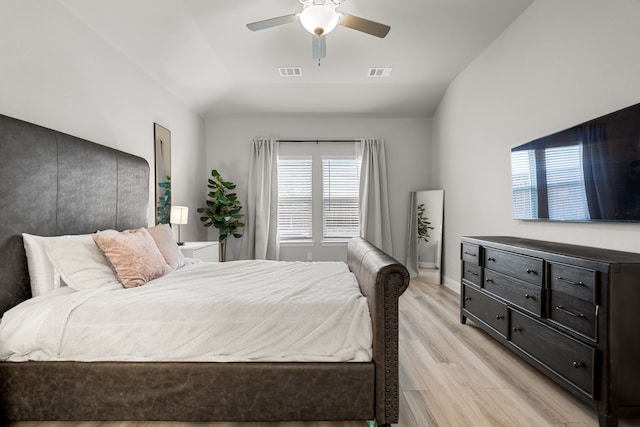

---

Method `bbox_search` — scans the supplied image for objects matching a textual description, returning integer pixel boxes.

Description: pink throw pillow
[146,224,185,270]
[93,229,171,288]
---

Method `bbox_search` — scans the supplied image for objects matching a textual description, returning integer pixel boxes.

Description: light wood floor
[9,276,640,427]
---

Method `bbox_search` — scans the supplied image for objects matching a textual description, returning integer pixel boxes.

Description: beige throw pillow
[93,228,171,288]
[146,224,185,270]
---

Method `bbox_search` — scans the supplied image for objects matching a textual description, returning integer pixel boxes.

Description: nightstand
[179,241,219,262]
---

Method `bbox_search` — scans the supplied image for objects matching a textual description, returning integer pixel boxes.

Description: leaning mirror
[406,189,444,283]
[154,123,171,224]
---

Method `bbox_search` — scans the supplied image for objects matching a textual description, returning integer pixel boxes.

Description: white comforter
[0,260,372,362]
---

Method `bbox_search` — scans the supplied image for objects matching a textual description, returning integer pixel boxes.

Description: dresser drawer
[510,311,595,397]
[484,248,543,286]
[483,269,542,317]
[548,262,597,305]
[549,291,597,341]
[463,285,508,338]
[462,261,482,287]
[461,243,480,265]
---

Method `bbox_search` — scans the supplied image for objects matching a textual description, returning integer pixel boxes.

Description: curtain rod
[276,139,359,144]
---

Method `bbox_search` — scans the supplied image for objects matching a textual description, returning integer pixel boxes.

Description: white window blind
[278,157,313,241]
[511,150,538,219]
[545,145,590,220]
[322,157,360,239]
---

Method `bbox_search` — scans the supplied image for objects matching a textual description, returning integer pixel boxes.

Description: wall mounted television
[511,102,640,222]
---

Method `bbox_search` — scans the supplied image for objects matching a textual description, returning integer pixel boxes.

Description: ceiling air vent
[278,67,303,77]
[368,67,392,78]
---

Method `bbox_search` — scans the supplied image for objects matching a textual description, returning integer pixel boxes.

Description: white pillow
[43,234,120,291]
[22,233,62,297]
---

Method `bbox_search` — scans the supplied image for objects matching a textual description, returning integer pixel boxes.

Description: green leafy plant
[156,176,171,224]
[417,203,434,242]
[197,169,244,261]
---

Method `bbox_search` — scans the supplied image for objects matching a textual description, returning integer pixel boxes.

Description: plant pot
[219,240,227,262]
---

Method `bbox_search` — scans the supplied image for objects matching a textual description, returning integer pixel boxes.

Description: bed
[0,113,409,425]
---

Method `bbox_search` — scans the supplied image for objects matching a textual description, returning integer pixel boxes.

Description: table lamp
[170,205,188,246]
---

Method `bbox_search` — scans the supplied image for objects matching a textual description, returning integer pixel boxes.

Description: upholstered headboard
[0,113,150,316]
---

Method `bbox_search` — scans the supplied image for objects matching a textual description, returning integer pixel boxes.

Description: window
[277,151,360,243]
[511,145,589,220]
[545,145,589,220]
[277,156,312,241]
[322,157,360,239]
[511,149,538,219]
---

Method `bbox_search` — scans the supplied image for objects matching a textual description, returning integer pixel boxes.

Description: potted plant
[156,176,171,224]
[417,203,434,243]
[417,203,435,267]
[197,169,245,262]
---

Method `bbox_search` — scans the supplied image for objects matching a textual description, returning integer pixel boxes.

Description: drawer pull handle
[555,305,585,318]
[464,252,477,257]
[524,294,533,300]
[556,276,585,286]
[466,270,478,277]
[485,278,494,283]
[572,361,584,369]
[464,297,471,301]
[495,315,505,320]
[487,257,496,262]
[526,269,536,274]
[512,327,521,332]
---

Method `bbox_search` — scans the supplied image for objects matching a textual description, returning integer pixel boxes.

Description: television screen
[511,102,640,222]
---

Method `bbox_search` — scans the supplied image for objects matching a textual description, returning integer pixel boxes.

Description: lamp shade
[170,206,189,225]
[299,5,339,36]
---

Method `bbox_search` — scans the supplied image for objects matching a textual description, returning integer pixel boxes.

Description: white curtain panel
[356,138,393,256]
[405,191,419,277]
[241,138,280,260]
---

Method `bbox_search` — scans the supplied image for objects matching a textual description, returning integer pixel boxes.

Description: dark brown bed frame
[0,113,409,426]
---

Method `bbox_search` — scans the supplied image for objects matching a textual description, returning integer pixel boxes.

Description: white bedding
[0,260,372,362]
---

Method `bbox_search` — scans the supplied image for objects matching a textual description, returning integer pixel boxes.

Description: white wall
[432,0,640,292]
[0,0,207,242]
[206,117,432,262]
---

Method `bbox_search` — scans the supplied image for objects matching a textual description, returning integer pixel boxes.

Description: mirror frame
[154,123,171,224]
[407,189,444,283]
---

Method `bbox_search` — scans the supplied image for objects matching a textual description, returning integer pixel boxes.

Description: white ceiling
[59,0,534,118]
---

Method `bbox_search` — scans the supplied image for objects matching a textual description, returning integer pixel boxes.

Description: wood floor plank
[402,390,439,427]
[399,339,435,391]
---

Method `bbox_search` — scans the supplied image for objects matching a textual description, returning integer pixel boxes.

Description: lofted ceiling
[58,0,534,118]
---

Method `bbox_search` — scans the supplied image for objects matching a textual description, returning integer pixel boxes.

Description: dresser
[460,236,640,427]
[179,241,219,262]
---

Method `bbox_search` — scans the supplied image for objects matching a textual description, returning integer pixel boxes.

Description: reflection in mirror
[406,189,444,283]
[154,123,171,224]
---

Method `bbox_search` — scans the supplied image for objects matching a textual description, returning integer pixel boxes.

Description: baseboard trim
[442,276,460,294]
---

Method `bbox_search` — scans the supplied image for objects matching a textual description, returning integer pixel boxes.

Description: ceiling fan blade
[246,13,298,31]
[339,13,390,38]
[312,35,326,59]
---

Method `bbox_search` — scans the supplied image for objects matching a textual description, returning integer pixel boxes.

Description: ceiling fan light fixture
[299,5,339,36]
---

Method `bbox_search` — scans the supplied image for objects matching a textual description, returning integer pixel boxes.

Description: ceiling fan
[246,0,390,60]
